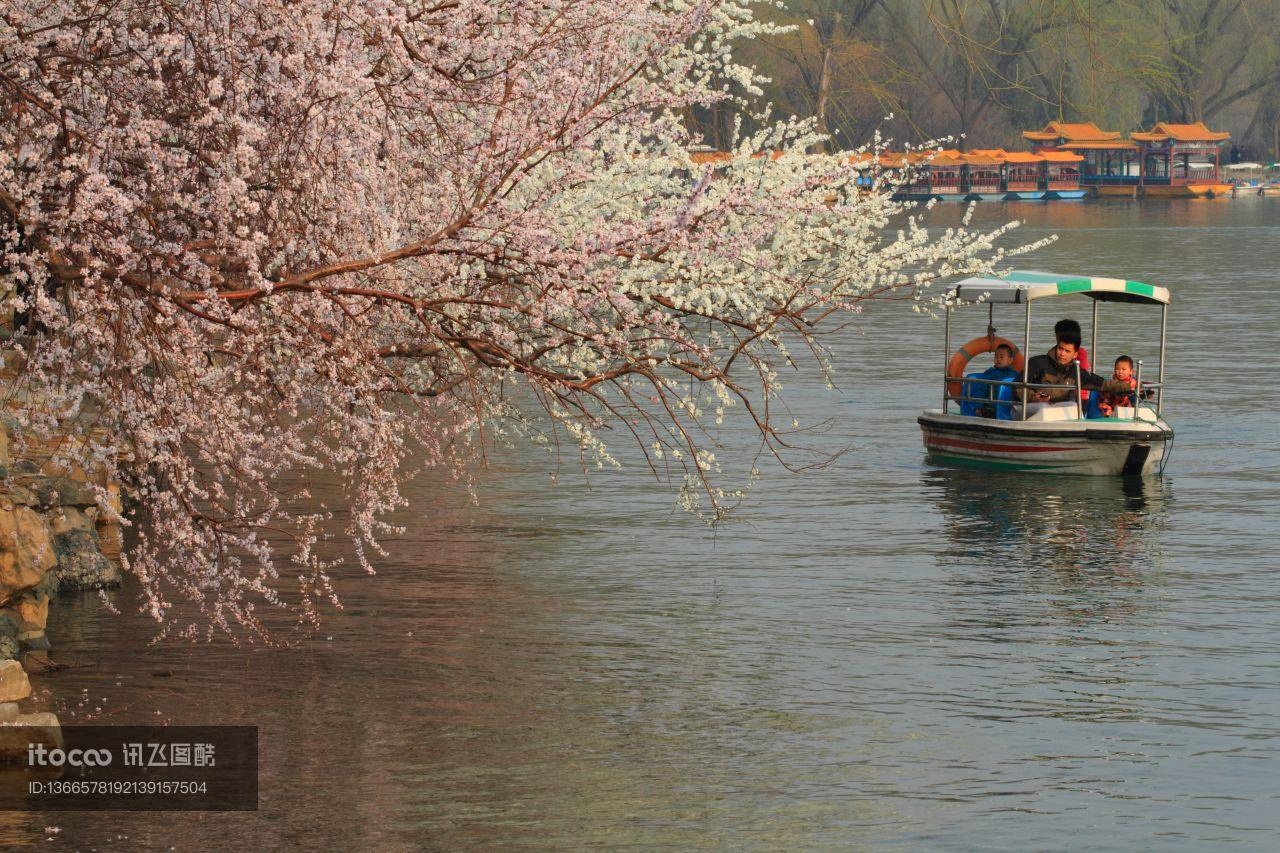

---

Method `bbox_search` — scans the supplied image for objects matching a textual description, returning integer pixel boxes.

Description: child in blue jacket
[965,343,1020,418]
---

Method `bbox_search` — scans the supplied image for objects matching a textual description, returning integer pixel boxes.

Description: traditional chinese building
[1022,121,1140,196]
[961,152,1005,199]
[1037,151,1086,199]
[924,150,967,200]
[1022,120,1232,197]
[1128,122,1233,197]
[989,150,1046,199]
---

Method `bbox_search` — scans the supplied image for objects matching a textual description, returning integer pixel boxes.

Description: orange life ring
[946,336,1024,397]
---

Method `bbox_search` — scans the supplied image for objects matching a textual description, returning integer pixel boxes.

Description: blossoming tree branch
[1,0,1018,636]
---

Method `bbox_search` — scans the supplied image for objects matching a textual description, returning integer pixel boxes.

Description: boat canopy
[949,270,1170,305]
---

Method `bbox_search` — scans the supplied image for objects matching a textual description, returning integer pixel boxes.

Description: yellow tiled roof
[1022,122,1122,142]
[1060,140,1139,150]
[1130,122,1230,143]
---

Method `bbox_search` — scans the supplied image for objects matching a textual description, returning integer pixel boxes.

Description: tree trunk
[813,11,841,153]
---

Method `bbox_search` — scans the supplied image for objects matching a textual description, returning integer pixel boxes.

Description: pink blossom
[1,0,1021,639]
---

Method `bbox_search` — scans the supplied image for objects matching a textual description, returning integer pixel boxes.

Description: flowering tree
[2,0,1017,637]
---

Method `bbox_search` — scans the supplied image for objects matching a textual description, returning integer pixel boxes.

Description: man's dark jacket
[1024,352,1129,403]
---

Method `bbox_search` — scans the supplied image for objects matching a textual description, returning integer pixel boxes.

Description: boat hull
[1045,189,1087,200]
[1143,183,1234,198]
[1004,190,1046,200]
[1088,185,1137,198]
[918,410,1172,475]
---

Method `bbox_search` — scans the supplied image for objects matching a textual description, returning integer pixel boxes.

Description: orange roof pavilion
[1022,122,1123,144]
[1059,140,1138,150]
[1023,122,1136,155]
[961,152,1005,166]
[1130,122,1230,143]
[996,151,1044,164]
[1036,150,1084,163]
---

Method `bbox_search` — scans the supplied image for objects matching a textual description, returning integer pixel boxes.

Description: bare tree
[877,0,1102,145]
[1112,0,1280,125]
[760,0,883,148]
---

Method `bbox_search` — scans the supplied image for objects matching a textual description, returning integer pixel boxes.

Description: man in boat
[1053,319,1090,375]
[1023,330,1131,409]
[1054,317,1092,410]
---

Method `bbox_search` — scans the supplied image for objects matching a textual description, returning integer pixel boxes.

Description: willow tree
[871,0,1105,145]
[745,0,892,149]
[1110,0,1280,127]
[727,0,1115,147]
[1,0,1016,637]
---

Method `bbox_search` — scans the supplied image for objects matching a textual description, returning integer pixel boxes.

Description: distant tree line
[691,0,1280,159]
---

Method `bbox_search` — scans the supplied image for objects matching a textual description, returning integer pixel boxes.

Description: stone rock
[8,458,39,476]
[0,505,56,604]
[58,550,119,591]
[47,506,91,538]
[0,659,31,702]
[49,507,120,591]
[0,614,18,660]
[0,712,63,759]
[9,475,97,509]
[0,702,18,722]
[35,569,58,599]
[0,583,52,657]
[96,521,123,563]
[106,480,124,515]
[43,459,92,483]
[0,485,37,507]
[3,591,49,644]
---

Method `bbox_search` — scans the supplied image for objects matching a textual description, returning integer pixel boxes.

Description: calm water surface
[16,199,1280,850]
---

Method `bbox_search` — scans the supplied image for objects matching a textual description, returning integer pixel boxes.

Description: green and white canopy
[949,270,1170,306]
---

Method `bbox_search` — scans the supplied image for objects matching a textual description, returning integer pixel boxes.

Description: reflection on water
[933,470,1171,576]
[927,470,1172,652]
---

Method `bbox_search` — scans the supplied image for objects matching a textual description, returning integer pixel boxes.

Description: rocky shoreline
[0,417,122,740]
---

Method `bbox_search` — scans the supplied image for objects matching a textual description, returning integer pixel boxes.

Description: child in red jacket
[1098,355,1138,417]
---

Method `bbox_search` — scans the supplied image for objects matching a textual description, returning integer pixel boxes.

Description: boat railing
[1085,174,1143,186]
[945,377,1072,417]
[1173,167,1217,182]
[1131,383,1163,423]
[945,376,1164,422]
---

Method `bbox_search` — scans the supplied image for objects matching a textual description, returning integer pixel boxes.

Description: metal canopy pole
[1075,362,1083,420]
[1091,298,1099,367]
[1158,303,1168,416]
[1021,296,1032,420]
[944,304,952,414]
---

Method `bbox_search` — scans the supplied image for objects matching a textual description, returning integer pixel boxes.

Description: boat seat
[1023,402,1080,421]
[1103,405,1160,421]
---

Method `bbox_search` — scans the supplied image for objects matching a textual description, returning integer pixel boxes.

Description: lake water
[15,198,1280,849]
